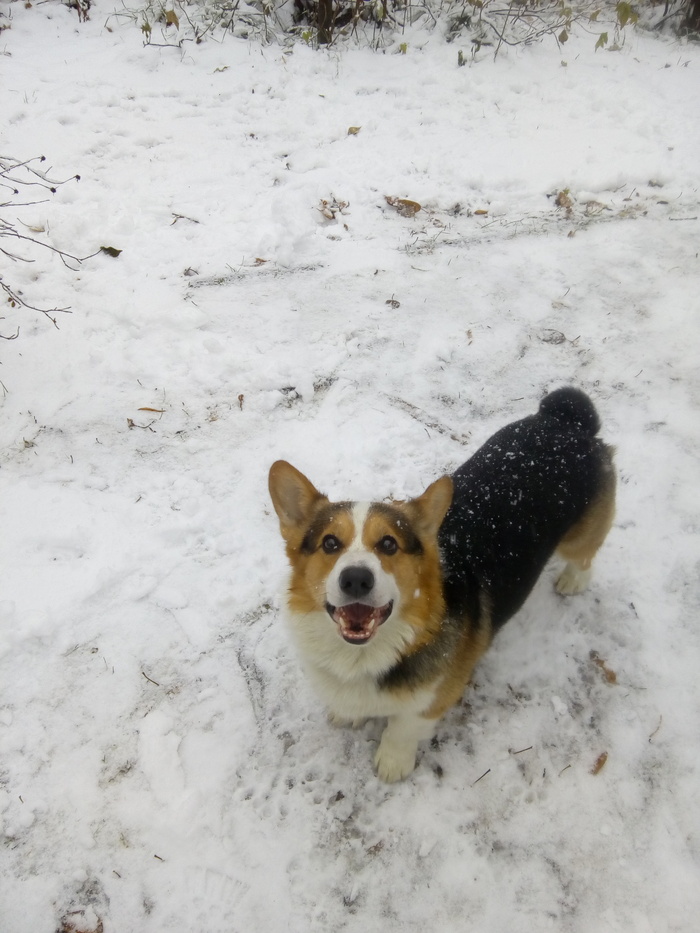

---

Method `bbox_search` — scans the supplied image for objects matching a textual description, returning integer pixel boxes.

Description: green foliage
[615,2,638,27]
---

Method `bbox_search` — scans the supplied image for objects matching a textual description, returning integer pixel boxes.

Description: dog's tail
[539,386,600,436]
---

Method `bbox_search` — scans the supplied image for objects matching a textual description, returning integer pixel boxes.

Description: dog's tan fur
[557,462,616,571]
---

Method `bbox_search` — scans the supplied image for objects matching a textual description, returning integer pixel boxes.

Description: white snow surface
[1,4,700,931]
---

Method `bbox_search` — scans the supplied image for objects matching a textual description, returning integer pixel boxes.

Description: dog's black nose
[339,565,375,599]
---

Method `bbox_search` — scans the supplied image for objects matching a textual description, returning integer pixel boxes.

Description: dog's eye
[321,534,342,554]
[377,535,398,556]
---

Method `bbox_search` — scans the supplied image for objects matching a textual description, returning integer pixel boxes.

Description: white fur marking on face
[349,502,370,551]
[324,502,394,612]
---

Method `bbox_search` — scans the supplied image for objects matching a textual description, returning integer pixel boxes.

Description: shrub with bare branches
[1,156,84,338]
[104,0,700,50]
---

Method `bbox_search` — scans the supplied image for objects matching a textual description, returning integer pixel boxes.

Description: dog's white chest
[307,662,435,719]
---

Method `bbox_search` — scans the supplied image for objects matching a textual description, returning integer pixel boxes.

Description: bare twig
[0,155,80,196]
[493,0,513,59]
[1,225,88,268]
[648,716,663,743]
[1,277,70,323]
[1,155,87,333]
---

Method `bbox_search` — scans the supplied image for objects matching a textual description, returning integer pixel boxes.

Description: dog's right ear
[268,460,327,539]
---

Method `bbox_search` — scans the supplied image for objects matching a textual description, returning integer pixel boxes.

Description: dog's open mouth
[326,601,393,645]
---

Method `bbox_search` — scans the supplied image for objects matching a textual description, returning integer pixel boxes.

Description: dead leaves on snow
[385,197,493,220]
[125,395,252,431]
[551,186,652,225]
[385,195,422,218]
[318,196,349,221]
[555,188,575,216]
[127,405,166,431]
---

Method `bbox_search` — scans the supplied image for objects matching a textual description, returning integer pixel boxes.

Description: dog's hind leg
[555,455,616,595]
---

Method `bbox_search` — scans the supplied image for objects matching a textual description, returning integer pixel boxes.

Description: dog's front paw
[555,563,591,595]
[374,737,417,783]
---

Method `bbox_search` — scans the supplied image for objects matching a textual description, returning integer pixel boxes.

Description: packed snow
[1,2,699,931]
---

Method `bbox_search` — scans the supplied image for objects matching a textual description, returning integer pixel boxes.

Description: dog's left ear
[407,475,453,539]
[268,460,327,539]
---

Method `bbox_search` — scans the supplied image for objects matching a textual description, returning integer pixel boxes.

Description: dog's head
[268,461,453,653]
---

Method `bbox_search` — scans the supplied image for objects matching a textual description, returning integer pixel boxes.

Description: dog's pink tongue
[340,604,375,627]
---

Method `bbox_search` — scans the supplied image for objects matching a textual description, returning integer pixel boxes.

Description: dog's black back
[439,388,613,630]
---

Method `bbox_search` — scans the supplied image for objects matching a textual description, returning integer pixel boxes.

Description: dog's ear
[268,461,327,538]
[407,475,453,539]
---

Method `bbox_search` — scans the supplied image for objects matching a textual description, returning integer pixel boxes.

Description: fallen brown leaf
[590,650,617,684]
[385,196,421,217]
[591,751,608,775]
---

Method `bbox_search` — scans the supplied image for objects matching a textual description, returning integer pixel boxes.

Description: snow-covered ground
[1,3,699,930]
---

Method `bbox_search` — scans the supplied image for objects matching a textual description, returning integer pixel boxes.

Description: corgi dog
[268,387,615,782]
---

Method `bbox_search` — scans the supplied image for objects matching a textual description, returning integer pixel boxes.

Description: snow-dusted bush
[105,0,700,49]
